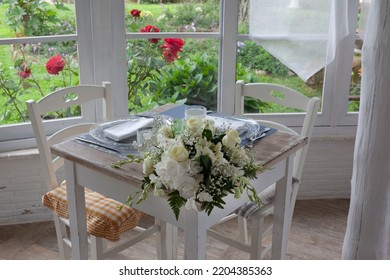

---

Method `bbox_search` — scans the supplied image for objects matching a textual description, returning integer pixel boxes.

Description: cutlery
[76,137,122,153]
[249,127,271,141]
[245,127,271,147]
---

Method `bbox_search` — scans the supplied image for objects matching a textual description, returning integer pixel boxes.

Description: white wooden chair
[208,80,320,259]
[26,82,166,259]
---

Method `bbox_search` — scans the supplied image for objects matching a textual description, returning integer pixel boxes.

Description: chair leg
[237,216,249,244]
[53,215,70,259]
[90,236,106,259]
[249,215,265,260]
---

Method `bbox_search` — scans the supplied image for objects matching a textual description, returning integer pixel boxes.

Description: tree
[239,0,249,23]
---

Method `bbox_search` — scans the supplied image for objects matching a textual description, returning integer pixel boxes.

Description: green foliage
[0,62,29,122]
[150,53,218,110]
[167,190,187,220]
[237,40,289,76]
[4,0,69,36]
[163,1,219,31]
[0,51,79,124]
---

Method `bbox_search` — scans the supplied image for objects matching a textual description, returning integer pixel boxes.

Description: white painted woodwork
[219,0,239,114]
[50,118,306,259]
[342,1,390,260]
[209,81,320,259]
[0,135,354,226]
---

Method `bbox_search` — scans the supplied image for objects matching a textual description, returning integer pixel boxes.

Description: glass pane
[125,0,219,33]
[0,1,76,37]
[236,40,323,113]
[238,0,249,34]
[348,41,362,113]
[0,42,79,125]
[126,37,219,113]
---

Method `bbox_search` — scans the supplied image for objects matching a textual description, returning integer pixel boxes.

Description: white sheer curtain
[342,0,390,259]
[249,0,349,81]
[358,0,371,40]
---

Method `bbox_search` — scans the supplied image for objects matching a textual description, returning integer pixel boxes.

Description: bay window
[0,0,362,153]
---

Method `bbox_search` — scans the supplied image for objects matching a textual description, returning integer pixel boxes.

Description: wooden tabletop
[51,129,307,187]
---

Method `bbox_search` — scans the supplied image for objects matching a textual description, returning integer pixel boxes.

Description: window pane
[0,42,79,125]
[126,38,219,113]
[0,1,76,37]
[125,0,219,33]
[236,40,323,113]
[348,39,362,113]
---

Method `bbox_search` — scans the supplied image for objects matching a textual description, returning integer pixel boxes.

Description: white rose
[142,157,154,176]
[158,125,173,138]
[186,117,202,130]
[222,129,241,148]
[169,143,189,162]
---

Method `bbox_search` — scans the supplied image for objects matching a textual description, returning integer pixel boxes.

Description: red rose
[163,50,179,63]
[140,25,160,43]
[162,38,184,52]
[130,9,141,18]
[18,68,31,79]
[46,54,65,75]
[161,38,184,62]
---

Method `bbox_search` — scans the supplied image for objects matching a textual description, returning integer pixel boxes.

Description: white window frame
[0,0,360,152]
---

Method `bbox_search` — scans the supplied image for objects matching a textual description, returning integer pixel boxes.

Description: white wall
[0,150,57,225]
[0,136,354,226]
[300,136,354,199]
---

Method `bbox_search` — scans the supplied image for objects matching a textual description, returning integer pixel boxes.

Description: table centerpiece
[113,115,264,220]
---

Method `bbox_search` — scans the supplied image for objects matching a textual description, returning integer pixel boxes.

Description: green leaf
[199,155,212,177]
[14,58,24,68]
[167,190,186,220]
[129,22,139,32]
[202,129,212,141]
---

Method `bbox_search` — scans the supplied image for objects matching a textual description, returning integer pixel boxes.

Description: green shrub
[163,1,219,31]
[150,53,218,110]
[4,0,69,36]
[237,40,289,76]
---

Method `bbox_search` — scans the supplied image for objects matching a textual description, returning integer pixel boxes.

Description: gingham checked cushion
[42,181,142,241]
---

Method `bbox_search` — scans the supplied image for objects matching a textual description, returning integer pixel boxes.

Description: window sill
[0,148,39,160]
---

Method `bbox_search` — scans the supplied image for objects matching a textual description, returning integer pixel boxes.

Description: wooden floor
[1,199,389,260]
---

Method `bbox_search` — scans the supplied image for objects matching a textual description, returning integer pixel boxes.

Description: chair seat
[233,177,299,219]
[234,184,275,218]
[42,181,143,241]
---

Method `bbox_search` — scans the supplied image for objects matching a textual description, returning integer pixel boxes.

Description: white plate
[207,112,261,140]
[89,115,166,150]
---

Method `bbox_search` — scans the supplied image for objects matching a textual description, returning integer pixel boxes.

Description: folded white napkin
[206,115,247,135]
[104,117,154,141]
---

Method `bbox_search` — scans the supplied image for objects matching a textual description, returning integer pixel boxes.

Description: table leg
[271,156,294,259]
[65,160,89,259]
[155,220,178,260]
[184,211,207,260]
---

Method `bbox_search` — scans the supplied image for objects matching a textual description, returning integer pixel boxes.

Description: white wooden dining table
[50,111,307,260]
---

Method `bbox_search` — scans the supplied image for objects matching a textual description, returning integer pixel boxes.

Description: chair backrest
[26,82,113,192]
[235,80,320,186]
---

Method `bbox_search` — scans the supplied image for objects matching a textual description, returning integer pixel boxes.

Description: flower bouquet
[114,116,264,220]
